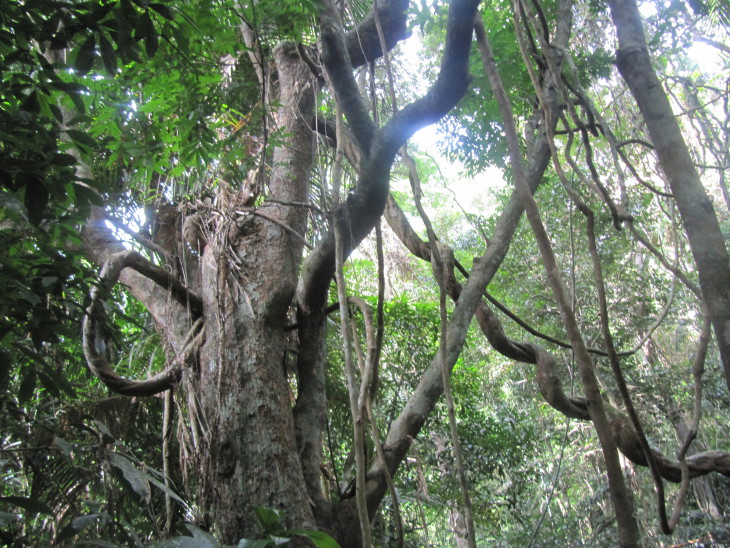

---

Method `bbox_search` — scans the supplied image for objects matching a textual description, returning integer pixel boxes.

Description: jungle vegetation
[1,0,730,546]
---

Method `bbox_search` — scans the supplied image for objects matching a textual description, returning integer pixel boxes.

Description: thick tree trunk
[79,1,483,542]
[192,43,317,543]
[196,252,314,541]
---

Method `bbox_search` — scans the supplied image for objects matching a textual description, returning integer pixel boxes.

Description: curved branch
[116,251,203,315]
[361,10,567,510]
[528,340,730,482]
[379,0,480,157]
[309,114,363,171]
[318,0,412,149]
[668,313,711,529]
[297,0,481,314]
[319,0,377,150]
[386,194,616,357]
[346,0,410,68]
[497,11,641,541]
[105,215,174,261]
[385,180,730,484]
[82,251,205,396]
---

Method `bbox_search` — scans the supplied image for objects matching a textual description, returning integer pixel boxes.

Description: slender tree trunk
[667,406,724,519]
[608,0,730,393]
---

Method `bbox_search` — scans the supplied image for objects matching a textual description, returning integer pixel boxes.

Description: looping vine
[82,250,205,396]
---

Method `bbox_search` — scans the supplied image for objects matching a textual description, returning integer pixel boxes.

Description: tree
[2,0,730,545]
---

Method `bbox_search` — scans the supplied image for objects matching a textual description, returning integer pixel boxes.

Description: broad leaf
[109,453,151,502]
[0,497,52,515]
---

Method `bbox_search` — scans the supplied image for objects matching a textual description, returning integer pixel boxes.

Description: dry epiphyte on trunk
[151,203,180,253]
[183,213,207,254]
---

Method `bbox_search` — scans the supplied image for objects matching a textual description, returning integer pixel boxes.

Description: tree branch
[609,0,730,392]
[379,0,480,157]
[83,250,205,396]
[297,0,481,315]
[362,5,569,509]
[319,0,377,151]
[346,0,410,68]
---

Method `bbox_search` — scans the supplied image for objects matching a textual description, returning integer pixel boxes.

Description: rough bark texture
[182,0,480,540]
[197,267,314,540]
[192,43,316,542]
[608,0,730,392]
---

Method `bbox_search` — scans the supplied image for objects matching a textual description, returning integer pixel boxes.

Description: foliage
[2,0,730,545]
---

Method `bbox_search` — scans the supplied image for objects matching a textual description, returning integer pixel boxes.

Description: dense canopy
[1,0,730,546]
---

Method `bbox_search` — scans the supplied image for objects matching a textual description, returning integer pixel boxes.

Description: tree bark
[193,43,317,542]
[70,0,730,542]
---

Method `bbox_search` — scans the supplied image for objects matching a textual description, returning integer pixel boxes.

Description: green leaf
[53,436,73,458]
[0,350,9,387]
[146,475,187,507]
[18,368,36,402]
[20,90,40,113]
[68,89,87,114]
[75,34,96,75]
[120,0,136,20]
[109,453,151,501]
[287,530,341,548]
[143,13,159,57]
[150,3,174,20]
[56,513,110,543]
[98,32,117,74]
[92,420,115,442]
[0,497,52,515]
[37,371,61,397]
[51,80,86,94]
[52,153,78,167]
[72,183,104,210]
[185,524,220,544]
[253,507,283,534]
[23,176,49,225]
[49,103,63,123]
[65,129,97,151]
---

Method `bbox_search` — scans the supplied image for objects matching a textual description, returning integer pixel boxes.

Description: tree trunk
[75,1,496,543]
[196,260,314,540]
[70,0,730,543]
[608,0,730,393]
[192,43,317,542]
